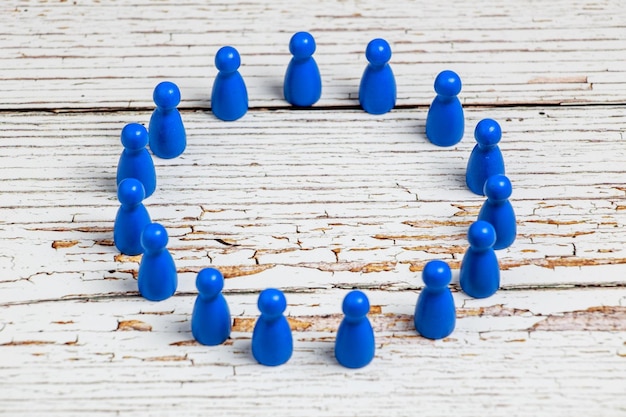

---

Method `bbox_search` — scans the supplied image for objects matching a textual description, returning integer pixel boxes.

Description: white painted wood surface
[1,1,626,416]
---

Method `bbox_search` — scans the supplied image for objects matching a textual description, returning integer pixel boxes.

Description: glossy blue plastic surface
[116,123,156,198]
[478,174,517,250]
[191,268,231,346]
[113,178,151,256]
[334,290,375,369]
[251,288,293,366]
[211,46,248,121]
[358,38,396,115]
[459,221,500,299]
[425,70,464,146]
[414,260,456,340]
[148,81,186,159]
[283,32,321,107]
[466,118,505,195]
[137,223,178,301]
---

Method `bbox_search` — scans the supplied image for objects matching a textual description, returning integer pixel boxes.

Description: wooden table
[1,1,625,415]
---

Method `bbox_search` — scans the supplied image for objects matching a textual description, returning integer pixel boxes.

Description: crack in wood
[531,306,626,331]
[1,340,55,346]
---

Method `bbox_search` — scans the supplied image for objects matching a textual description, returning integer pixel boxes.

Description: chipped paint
[116,320,152,332]
[51,240,79,249]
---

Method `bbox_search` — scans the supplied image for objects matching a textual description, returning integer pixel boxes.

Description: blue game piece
[466,118,505,195]
[251,288,292,366]
[137,223,178,301]
[113,178,151,256]
[478,174,517,250]
[211,46,248,121]
[359,38,396,115]
[191,268,231,346]
[283,32,322,107]
[334,290,375,369]
[459,220,500,299]
[414,260,456,340]
[425,70,464,147]
[148,81,186,159]
[116,123,156,198]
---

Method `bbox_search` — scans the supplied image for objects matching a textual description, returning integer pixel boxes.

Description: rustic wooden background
[1,1,625,416]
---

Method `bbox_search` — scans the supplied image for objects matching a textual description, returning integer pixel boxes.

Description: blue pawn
[466,118,505,195]
[334,290,375,369]
[251,288,292,366]
[191,268,231,346]
[211,46,248,121]
[137,223,178,301]
[460,220,500,299]
[283,32,322,107]
[148,81,186,159]
[414,260,456,340]
[359,38,396,115]
[478,174,517,250]
[116,123,156,198]
[114,178,151,256]
[425,70,464,146]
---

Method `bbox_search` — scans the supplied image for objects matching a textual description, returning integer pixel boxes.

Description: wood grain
[2,0,625,109]
[1,106,626,304]
[0,105,625,415]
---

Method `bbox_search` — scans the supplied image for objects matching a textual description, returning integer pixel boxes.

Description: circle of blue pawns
[132,38,503,367]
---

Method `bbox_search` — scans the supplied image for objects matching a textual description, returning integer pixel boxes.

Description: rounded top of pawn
[258,288,287,318]
[422,260,452,289]
[365,38,392,66]
[153,81,181,110]
[196,267,224,298]
[484,174,512,201]
[474,118,502,146]
[215,46,241,73]
[117,177,145,206]
[141,223,169,252]
[120,123,148,150]
[433,70,462,96]
[289,32,316,59]
[467,220,496,250]
[342,290,370,319]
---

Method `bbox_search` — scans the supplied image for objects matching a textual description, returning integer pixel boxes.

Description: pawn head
[153,81,181,110]
[196,267,224,297]
[117,177,145,205]
[141,222,169,252]
[433,70,462,97]
[342,290,370,319]
[422,260,452,289]
[474,118,502,146]
[467,220,496,250]
[365,38,392,66]
[289,32,316,59]
[484,174,512,201]
[215,46,241,73]
[258,288,287,318]
[121,123,149,150]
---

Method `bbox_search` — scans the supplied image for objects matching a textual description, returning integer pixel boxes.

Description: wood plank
[0,106,625,305]
[2,0,625,109]
[0,289,624,416]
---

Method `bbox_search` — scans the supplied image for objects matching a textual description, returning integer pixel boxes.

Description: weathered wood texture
[1,106,625,416]
[1,106,626,302]
[1,0,626,416]
[2,0,626,109]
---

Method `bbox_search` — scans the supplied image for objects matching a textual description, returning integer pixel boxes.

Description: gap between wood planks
[2,100,626,115]
[1,280,625,309]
